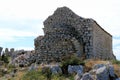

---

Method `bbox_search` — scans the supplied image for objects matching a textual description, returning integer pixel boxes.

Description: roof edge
[93,21,112,37]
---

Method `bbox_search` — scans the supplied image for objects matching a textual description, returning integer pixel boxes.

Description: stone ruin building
[35,7,116,63]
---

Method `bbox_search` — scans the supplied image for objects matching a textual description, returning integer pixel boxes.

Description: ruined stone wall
[34,7,116,63]
[80,19,94,59]
[92,22,115,59]
[42,7,95,59]
[35,34,76,63]
[34,7,85,63]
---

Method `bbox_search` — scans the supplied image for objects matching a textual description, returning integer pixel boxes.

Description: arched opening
[71,37,84,58]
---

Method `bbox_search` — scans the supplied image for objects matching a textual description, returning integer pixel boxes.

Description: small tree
[1,54,9,63]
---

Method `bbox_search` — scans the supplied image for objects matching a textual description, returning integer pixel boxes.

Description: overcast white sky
[0,0,120,60]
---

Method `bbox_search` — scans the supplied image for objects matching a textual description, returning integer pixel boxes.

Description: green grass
[21,68,75,80]
[111,59,120,65]
[21,70,46,80]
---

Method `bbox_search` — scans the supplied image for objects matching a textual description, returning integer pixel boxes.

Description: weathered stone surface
[96,66,109,80]
[74,74,81,80]
[108,65,115,78]
[74,70,83,80]
[41,64,62,74]
[77,70,83,77]
[10,50,35,67]
[93,64,105,70]
[28,63,38,71]
[50,65,62,74]
[92,22,115,60]
[81,73,94,80]
[34,6,115,63]
[116,78,120,80]
[90,64,117,80]
[68,65,83,74]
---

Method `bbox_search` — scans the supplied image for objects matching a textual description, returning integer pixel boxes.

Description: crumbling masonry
[34,7,116,63]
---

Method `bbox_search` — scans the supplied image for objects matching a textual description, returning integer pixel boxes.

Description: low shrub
[41,67,52,80]
[112,60,120,65]
[0,69,4,77]
[1,54,9,63]
[61,54,85,75]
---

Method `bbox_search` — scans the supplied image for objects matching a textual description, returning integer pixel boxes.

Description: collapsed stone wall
[0,47,35,66]
[34,7,115,63]
[35,26,78,63]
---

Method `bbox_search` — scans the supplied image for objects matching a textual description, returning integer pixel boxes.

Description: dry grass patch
[84,59,120,77]
[14,71,26,80]
[9,70,26,80]
[113,64,120,77]
[84,59,109,72]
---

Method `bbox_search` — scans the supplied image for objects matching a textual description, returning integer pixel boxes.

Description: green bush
[61,54,85,75]
[0,69,4,77]
[7,64,16,73]
[41,67,52,80]
[111,60,120,65]
[1,54,9,63]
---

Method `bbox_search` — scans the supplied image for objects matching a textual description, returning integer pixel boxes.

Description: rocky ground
[0,59,120,80]
[0,47,120,80]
